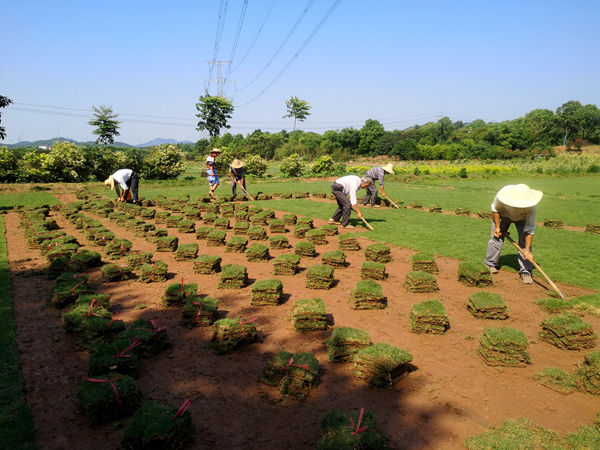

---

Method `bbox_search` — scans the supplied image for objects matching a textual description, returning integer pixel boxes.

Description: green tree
[358,119,385,155]
[283,96,311,131]
[524,109,556,145]
[89,105,121,145]
[142,144,186,180]
[0,95,13,140]
[0,146,19,181]
[279,153,305,177]
[195,93,234,139]
[556,100,583,145]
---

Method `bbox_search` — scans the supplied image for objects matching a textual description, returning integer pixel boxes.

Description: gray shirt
[365,167,385,186]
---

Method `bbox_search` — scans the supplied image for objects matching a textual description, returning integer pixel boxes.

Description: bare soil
[5,197,599,449]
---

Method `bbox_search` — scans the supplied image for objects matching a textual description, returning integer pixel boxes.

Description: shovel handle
[360,217,374,231]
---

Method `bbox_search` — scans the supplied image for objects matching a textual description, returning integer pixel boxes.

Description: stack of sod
[360,261,386,281]
[338,233,360,251]
[134,223,155,237]
[246,243,270,262]
[234,211,249,222]
[183,207,201,220]
[291,298,327,330]
[87,338,142,378]
[269,218,286,233]
[458,262,493,287]
[155,236,178,252]
[121,400,194,449]
[154,211,170,224]
[477,210,493,219]
[544,218,564,229]
[411,252,439,274]
[295,240,316,257]
[165,215,183,228]
[576,350,600,395]
[202,212,218,224]
[233,220,250,235]
[225,235,248,253]
[117,319,171,356]
[306,265,334,289]
[260,352,319,400]
[210,317,258,354]
[321,250,346,268]
[272,254,301,275]
[282,214,297,225]
[161,281,198,307]
[106,238,132,259]
[317,409,387,449]
[77,375,143,425]
[139,208,156,219]
[353,343,413,387]
[410,299,449,334]
[293,223,311,239]
[139,261,168,283]
[214,217,230,230]
[49,277,90,308]
[349,280,386,309]
[147,228,168,243]
[364,243,392,263]
[180,296,219,327]
[220,205,234,217]
[478,326,531,367]
[235,203,249,212]
[46,243,81,262]
[260,351,293,386]
[325,327,370,362]
[91,230,115,246]
[455,208,471,216]
[429,204,442,213]
[195,226,212,239]
[256,193,271,200]
[536,297,574,314]
[175,243,199,261]
[281,193,293,199]
[206,230,227,247]
[250,211,269,226]
[251,279,283,306]
[125,219,146,232]
[63,311,125,349]
[306,229,327,245]
[585,223,600,234]
[539,313,598,350]
[218,264,248,289]
[297,216,313,228]
[320,224,338,236]
[177,219,196,233]
[467,292,509,319]
[247,226,267,241]
[101,263,135,282]
[193,254,221,274]
[269,235,289,249]
[404,271,439,293]
[70,249,102,268]
[125,251,153,268]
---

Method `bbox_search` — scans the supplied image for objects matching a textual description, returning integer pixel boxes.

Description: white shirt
[491,196,537,234]
[335,175,362,206]
[112,169,133,190]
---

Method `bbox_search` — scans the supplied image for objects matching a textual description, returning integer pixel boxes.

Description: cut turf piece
[161,281,198,307]
[251,279,284,306]
[246,243,270,262]
[164,215,183,228]
[325,327,370,363]
[585,223,600,234]
[233,220,250,235]
[537,297,576,315]
[175,243,199,261]
[260,351,294,386]
[338,233,360,251]
[62,300,111,334]
[429,204,442,213]
[234,211,250,222]
[306,264,334,289]
[477,210,493,219]
[139,261,168,283]
[206,230,227,247]
[193,254,222,274]
[134,223,155,237]
[533,367,576,394]
[404,270,439,293]
[62,303,125,349]
[220,205,234,217]
[295,240,316,257]
[154,211,171,224]
[87,339,142,378]
[539,313,598,350]
[279,352,319,400]
[297,216,313,227]
[320,224,338,236]
[210,317,258,354]
[125,251,153,268]
[48,278,90,308]
[218,264,248,289]
[458,261,493,287]
[269,235,289,249]
[349,280,386,310]
[360,261,386,280]
[247,226,267,241]
[575,350,600,395]
[177,219,196,233]
[306,229,327,245]
[321,250,346,268]
[101,263,136,282]
[273,254,301,275]
[77,374,143,426]
[250,210,269,225]
[202,212,218,224]
[364,243,392,263]
[467,292,509,319]
[353,343,413,388]
[214,217,230,230]
[411,252,438,274]
[182,207,201,220]
[139,208,156,219]
[410,299,449,334]
[318,408,387,450]
[155,236,178,252]
[269,218,286,233]
[45,243,81,261]
[195,226,212,240]
[478,326,531,367]
[180,296,219,327]
[121,400,194,450]
[235,203,249,211]
[455,208,471,216]
[544,218,564,229]
[282,214,297,225]
[225,235,248,253]
[146,228,168,243]
[75,293,111,308]
[292,297,327,331]
[293,223,311,239]
[116,319,171,356]
[464,418,565,450]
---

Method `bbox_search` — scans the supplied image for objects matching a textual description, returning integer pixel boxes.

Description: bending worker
[329,175,372,229]
[362,163,394,208]
[104,168,139,203]
[229,158,246,197]
[206,148,221,198]
[484,184,543,284]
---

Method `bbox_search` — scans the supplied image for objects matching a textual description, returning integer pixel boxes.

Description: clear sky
[1,0,599,145]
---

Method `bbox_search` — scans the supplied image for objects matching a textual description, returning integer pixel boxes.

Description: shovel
[235,179,254,201]
[360,216,375,231]
[382,194,400,209]
[505,233,565,298]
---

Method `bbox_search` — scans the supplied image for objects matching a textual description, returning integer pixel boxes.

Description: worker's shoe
[521,273,533,284]
[343,224,355,229]
[328,218,340,224]
[373,204,381,208]
[487,265,499,274]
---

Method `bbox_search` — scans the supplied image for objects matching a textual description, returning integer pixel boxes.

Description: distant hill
[5,137,195,149]
[136,137,194,147]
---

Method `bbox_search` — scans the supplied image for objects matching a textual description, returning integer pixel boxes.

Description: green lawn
[0,191,59,210]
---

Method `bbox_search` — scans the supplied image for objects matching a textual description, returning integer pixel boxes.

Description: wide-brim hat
[382,163,395,174]
[104,175,115,190]
[231,159,244,169]
[497,184,543,208]
[210,148,222,154]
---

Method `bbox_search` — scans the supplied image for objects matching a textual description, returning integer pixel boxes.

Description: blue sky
[1,0,599,144]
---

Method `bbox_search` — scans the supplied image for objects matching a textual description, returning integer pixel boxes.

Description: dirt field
[6,196,599,449]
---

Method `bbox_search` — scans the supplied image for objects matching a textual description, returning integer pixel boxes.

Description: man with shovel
[329,175,372,229]
[229,158,247,197]
[484,184,543,284]
[362,163,394,208]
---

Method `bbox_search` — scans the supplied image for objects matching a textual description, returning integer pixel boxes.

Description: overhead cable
[232,0,276,72]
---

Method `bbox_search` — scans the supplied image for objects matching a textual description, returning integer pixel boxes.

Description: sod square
[139,261,168,283]
[458,261,493,287]
[161,282,198,307]
[154,211,171,224]
[251,279,284,306]
[139,208,156,219]
[364,243,392,263]
[544,218,564,229]
[220,205,235,217]
[134,223,156,237]
[210,317,258,354]
[226,235,248,253]
[125,251,153,268]
[318,408,386,450]
[321,250,346,268]
[180,296,219,327]
[101,263,136,282]
[269,218,286,233]
[70,249,102,268]
[175,243,199,261]
[349,280,386,309]
[116,319,171,356]
[87,339,142,378]
[338,233,360,251]
[410,299,450,334]
[233,220,250,235]
[62,304,125,349]
[177,219,196,233]
[218,264,248,289]
[295,240,317,257]
[202,212,218,224]
[306,264,335,289]
[49,279,90,308]
[260,351,294,386]
[429,204,442,213]
[360,261,386,280]
[146,228,168,243]
[294,223,311,239]
[235,203,249,212]
[234,211,250,221]
[279,352,319,400]
[536,297,575,315]
[467,292,508,319]
[320,224,338,236]
[306,229,328,245]
[455,208,471,216]
[182,207,202,220]
[154,235,178,252]
[353,343,413,388]
[246,243,270,262]
[206,230,227,247]
[124,219,146,232]
[247,226,267,240]
[214,217,230,230]
[273,254,301,275]
[195,226,212,239]
[539,313,598,350]
[105,238,132,259]
[411,252,439,274]
[325,327,370,362]
[404,270,439,293]
[250,211,269,225]
[164,215,183,228]
[534,367,577,394]
[585,223,600,234]
[292,297,327,331]
[282,214,297,225]
[576,350,600,395]
[478,326,530,367]
[193,254,222,274]
[269,235,289,249]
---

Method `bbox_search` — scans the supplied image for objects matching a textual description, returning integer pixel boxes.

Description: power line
[224,0,249,83]
[208,0,229,89]
[232,0,276,73]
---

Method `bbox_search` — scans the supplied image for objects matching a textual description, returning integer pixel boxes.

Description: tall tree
[556,100,583,144]
[89,105,121,145]
[195,93,234,139]
[283,96,311,131]
[0,95,13,140]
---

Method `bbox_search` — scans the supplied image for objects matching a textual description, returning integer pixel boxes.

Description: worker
[329,175,373,228]
[104,168,139,203]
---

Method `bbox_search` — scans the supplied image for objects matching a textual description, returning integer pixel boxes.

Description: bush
[310,155,335,174]
[243,154,268,177]
[142,144,185,180]
[279,153,305,177]
[0,146,20,182]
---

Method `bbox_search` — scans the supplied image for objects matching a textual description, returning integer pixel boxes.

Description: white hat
[104,175,115,190]
[382,163,395,174]
[231,159,244,169]
[497,184,543,208]
[210,148,222,154]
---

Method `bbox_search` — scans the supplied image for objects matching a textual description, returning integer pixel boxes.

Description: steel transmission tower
[205,60,234,98]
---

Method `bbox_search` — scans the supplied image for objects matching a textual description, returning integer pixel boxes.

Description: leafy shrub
[243,154,268,177]
[311,155,335,174]
[0,146,20,182]
[459,167,468,178]
[45,141,88,182]
[142,144,185,180]
[279,153,305,177]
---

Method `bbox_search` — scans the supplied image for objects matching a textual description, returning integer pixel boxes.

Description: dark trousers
[331,182,352,226]
[362,183,378,206]
[232,177,246,196]
[484,218,533,274]
[125,171,139,202]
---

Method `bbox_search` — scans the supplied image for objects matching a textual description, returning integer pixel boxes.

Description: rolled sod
[306,264,335,289]
[273,254,301,275]
[214,217,230,230]
[210,317,258,354]
[321,250,346,268]
[177,219,196,233]
[364,243,392,263]
[251,279,284,306]
[206,230,227,247]
[467,292,508,319]
[478,326,531,367]
[458,261,493,287]
[116,319,171,356]
[49,278,90,308]
[318,408,387,450]
[125,251,153,268]
[411,252,438,274]
[155,236,178,252]
[320,224,338,236]
[269,235,289,249]
[360,261,386,281]
[282,214,297,225]
[539,313,598,350]
[246,243,270,262]
[101,263,136,282]
[404,270,439,293]
[195,226,212,239]
[233,220,250,235]
[193,254,221,274]
[349,280,386,310]
[353,343,413,388]
[269,218,286,233]
[161,282,198,307]
[87,339,142,378]
[338,233,360,251]
[247,226,267,241]
[292,297,327,331]
[295,240,317,257]
[180,296,219,327]
[325,327,370,362]
[410,299,450,334]
[225,235,248,253]
[294,223,311,239]
[218,264,248,289]
[175,243,199,261]
[139,261,168,283]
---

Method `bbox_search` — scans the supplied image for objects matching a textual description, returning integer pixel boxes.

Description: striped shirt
[365,167,385,186]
